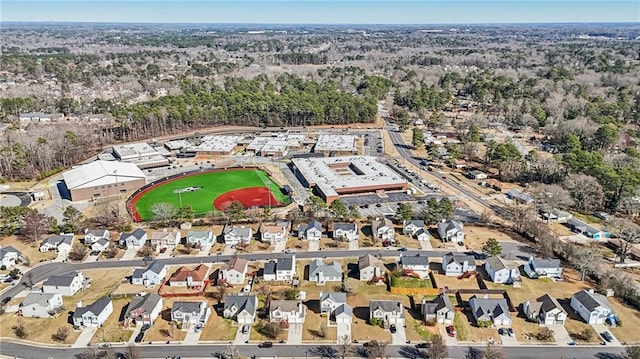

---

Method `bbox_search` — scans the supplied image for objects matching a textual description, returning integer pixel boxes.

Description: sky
[1,0,639,24]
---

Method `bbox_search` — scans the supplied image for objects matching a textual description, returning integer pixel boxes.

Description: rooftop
[314,134,357,152]
[62,160,146,190]
[189,135,243,153]
[112,142,161,160]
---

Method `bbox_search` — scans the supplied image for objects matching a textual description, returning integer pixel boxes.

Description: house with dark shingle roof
[223,295,257,324]
[442,253,476,276]
[524,294,567,326]
[570,289,616,324]
[369,300,405,328]
[484,256,519,284]
[126,293,163,326]
[39,234,74,253]
[469,296,511,326]
[358,254,386,281]
[73,297,113,328]
[0,245,22,267]
[269,300,306,324]
[42,271,85,296]
[333,222,358,242]
[84,229,110,245]
[421,293,454,324]
[298,220,322,241]
[308,259,342,284]
[400,254,430,279]
[21,292,63,318]
[567,218,610,240]
[132,260,167,286]
[263,255,296,282]
[437,220,464,243]
[171,301,211,329]
[523,257,562,279]
[119,228,147,248]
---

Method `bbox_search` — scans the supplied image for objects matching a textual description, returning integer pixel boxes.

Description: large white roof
[314,135,357,152]
[62,160,146,190]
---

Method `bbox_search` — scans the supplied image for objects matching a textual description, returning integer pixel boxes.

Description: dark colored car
[1,296,11,305]
[258,342,273,348]
[415,342,429,348]
[390,324,397,333]
[601,332,613,342]
[397,247,407,252]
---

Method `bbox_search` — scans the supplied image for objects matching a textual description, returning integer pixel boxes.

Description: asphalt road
[0,340,625,359]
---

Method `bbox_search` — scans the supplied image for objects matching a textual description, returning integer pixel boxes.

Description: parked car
[242,324,250,334]
[1,296,11,305]
[397,247,407,252]
[446,325,456,337]
[258,342,273,348]
[601,332,613,342]
[415,342,429,348]
[390,324,397,333]
[498,328,505,335]
[507,328,514,337]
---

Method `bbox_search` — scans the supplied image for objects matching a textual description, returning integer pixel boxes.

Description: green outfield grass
[132,169,288,220]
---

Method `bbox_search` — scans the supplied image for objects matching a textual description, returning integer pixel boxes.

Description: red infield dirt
[213,187,283,211]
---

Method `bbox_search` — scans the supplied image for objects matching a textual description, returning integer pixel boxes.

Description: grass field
[131,169,289,221]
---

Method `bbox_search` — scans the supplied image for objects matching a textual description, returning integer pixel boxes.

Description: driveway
[129,325,143,343]
[196,246,212,257]
[122,248,138,260]
[222,246,237,255]
[83,254,99,263]
[390,323,407,345]
[72,327,98,348]
[273,241,286,253]
[233,325,250,345]
[546,324,572,346]
[439,325,458,346]
[157,250,172,259]
[183,327,203,345]
[498,328,519,346]
[591,323,622,346]
[336,322,351,343]
[308,240,319,251]
[348,241,359,250]
[418,239,433,250]
[287,324,303,345]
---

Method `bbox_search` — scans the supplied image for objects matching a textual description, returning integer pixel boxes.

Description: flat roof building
[246,134,307,157]
[164,140,192,151]
[292,156,407,204]
[314,135,358,155]
[62,160,147,201]
[188,135,244,155]
[112,143,169,169]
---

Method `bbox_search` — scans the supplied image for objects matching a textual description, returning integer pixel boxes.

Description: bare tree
[91,201,130,231]
[21,212,50,245]
[428,334,448,359]
[624,345,640,359]
[151,202,178,225]
[339,335,352,359]
[51,326,69,342]
[124,344,140,359]
[226,344,239,359]
[530,184,574,223]
[606,218,640,263]
[482,343,506,359]
[505,204,536,234]
[365,340,388,358]
[67,243,88,261]
[567,244,599,281]
[563,174,604,212]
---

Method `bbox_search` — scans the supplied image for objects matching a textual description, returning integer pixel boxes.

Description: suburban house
[168,264,209,288]
[437,220,464,243]
[402,220,429,241]
[570,289,616,324]
[42,271,85,296]
[72,297,114,328]
[223,226,253,247]
[523,294,567,326]
[131,260,167,286]
[566,218,610,240]
[319,292,352,324]
[369,300,405,328]
[333,222,358,242]
[150,229,180,250]
[400,254,430,279]
[186,230,214,250]
[171,301,211,329]
[484,256,520,284]
[308,259,343,284]
[442,253,476,276]
[506,189,534,204]
[20,292,63,318]
[466,170,488,180]
[84,229,110,244]
[220,257,248,285]
[126,293,163,326]
[540,209,573,223]
[298,220,322,241]
[0,246,22,267]
[468,296,512,326]
[260,221,289,245]
[421,294,455,324]
[119,228,148,248]
[358,254,386,281]
[223,295,258,324]
[263,255,296,282]
[90,238,111,252]
[523,257,563,279]
[371,217,395,246]
[269,300,306,325]
[39,234,74,253]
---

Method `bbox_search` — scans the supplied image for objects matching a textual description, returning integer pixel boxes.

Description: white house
[0,246,22,267]
[319,292,347,315]
[73,297,114,328]
[42,271,85,296]
[186,230,214,250]
[484,256,520,284]
[298,220,322,241]
[269,300,306,324]
[469,296,512,326]
[369,300,405,328]
[523,294,567,326]
[371,217,395,246]
[442,253,476,276]
[39,234,74,253]
[403,220,425,236]
[570,289,616,324]
[358,254,386,281]
[84,229,110,245]
[119,228,148,248]
[21,292,63,318]
[263,255,296,282]
[308,259,343,285]
[333,222,358,242]
[437,220,464,243]
[523,257,563,279]
[220,257,248,285]
[421,294,455,324]
[223,295,258,324]
[261,221,289,245]
[126,293,163,326]
[150,229,180,250]
[132,261,167,286]
[223,226,253,247]
[91,238,110,252]
[171,301,211,330]
[400,254,430,279]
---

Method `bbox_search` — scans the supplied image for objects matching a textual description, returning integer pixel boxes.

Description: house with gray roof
[421,293,455,324]
[524,294,567,326]
[506,189,534,204]
[39,234,74,253]
[358,254,386,282]
[333,222,358,242]
[469,296,512,326]
[298,220,322,241]
[269,300,306,324]
[369,300,405,328]
[42,271,85,296]
[150,229,180,250]
[523,257,562,279]
[319,292,347,315]
[263,255,296,282]
[570,289,616,324]
[132,260,167,286]
[186,230,214,250]
[400,254,430,279]
[223,226,253,247]
[437,220,464,243]
[442,253,476,276]
[73,297,113,328]
[119,228,148,249]
[484,256,520,284]
[308,259,343,285]
[402,220,430,241]
[0,245,22,267]
[126,293,163,326]
[171,301,211,329]
[567,218,610,240]
[84,229,110,245]
[21,292,63,318]
[91,237,111,252]
[371,217,395,246]
[223,295,258,324]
